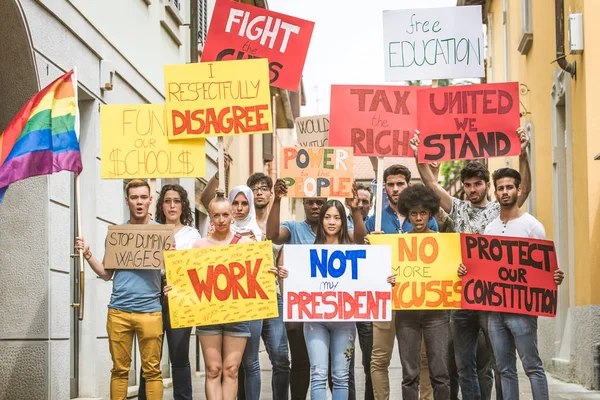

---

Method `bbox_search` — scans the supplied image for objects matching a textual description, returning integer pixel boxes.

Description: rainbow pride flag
[0,70,82,204]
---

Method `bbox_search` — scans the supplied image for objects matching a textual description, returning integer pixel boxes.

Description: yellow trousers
[106,308,164,400]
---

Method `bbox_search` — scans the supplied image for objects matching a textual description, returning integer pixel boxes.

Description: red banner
[329,85,419,157]
[417,82,521,162]
[202,0,314,91]
[460,233,559,317]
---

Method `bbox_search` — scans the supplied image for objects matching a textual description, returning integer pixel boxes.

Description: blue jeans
[139,301,192,400]
[304,322,355,400]
[488,313,548,400]
[451,310,502,400]
[238,295,290,400]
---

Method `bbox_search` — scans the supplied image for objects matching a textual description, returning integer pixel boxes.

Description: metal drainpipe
[554,0,576,77]
[594,343,600,389]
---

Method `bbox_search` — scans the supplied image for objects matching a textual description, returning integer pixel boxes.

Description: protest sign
[165,240,278,329]
[295,114,329,147]
[329,85,419,157]
[100,104,206,179]
[280,147,354,198]
[368,233,463,310]
[283,245,393,321]
[202,0,314,91]
[416,82,521,162]
[104,224,174,270]
[164,59,272,139]
[460,233,559,317]
[383,6,484,81]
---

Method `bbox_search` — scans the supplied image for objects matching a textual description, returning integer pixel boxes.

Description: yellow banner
[368,233,462,310]
[100,104,206,179]
[165,240,278,329]
[164,59,273,139]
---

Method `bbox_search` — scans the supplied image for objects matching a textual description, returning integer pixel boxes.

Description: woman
[227,185,264,400]
[139,184,200,400]
[188,194,253,400]
[395,184,451,400]
[280,193,385,400]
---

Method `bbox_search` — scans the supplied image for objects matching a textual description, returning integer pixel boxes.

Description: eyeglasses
[252,186,270,193]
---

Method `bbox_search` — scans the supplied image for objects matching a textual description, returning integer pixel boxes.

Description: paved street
[161,342,600,400]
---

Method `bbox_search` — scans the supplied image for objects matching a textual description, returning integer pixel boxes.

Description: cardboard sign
[460,234,558,317]
[329,85,419,157]
[417,82,521,162]
[368,233,463,310]
[165,240,278,329]
[383,6,485,81]
[283,245,393,321]
[104,225,174,270]
[280,147,354,198]
[100,104,206,179]
[164,59,272,139]
[202,0,314,91]
[295,114,329,147]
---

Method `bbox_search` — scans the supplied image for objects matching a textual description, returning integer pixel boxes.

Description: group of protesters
[74,128,564,400]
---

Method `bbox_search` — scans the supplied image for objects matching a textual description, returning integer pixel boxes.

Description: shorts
[196,321,251,337]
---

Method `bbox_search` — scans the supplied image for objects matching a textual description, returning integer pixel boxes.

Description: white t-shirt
[175,225,202,250]
[484,212,546,240]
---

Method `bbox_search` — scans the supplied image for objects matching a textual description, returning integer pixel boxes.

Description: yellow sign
[368,233,462,310]
[100,104,206,179]
[165,240,278,328]
[164,59,273,139]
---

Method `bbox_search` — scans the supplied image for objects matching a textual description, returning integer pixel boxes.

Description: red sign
[417,82,521,162]
[329,85,419,157]
[202,0,314,91]
[460,233,559,317]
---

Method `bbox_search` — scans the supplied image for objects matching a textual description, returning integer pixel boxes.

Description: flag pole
[72,67,85,321]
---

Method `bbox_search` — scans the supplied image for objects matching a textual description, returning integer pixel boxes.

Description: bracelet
[84,250,92,260]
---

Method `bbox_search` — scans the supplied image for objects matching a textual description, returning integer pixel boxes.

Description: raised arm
[74,237,114,281]
[200,153,231,210]
[410,131,453,213]
[266,179,291,245]
[346,182,366,245]
[516,127,531,208]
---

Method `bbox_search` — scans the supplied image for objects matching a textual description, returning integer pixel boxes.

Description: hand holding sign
[345,181,359,212]
[273,178,288,200]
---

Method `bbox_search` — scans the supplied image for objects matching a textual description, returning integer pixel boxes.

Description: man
[245,172,291,400]
[247,172,274,235]
[267,178,326,400]
[459,168,564,399]
[366,165,439,400]
[410,128,532,400]
[74,179,163,400]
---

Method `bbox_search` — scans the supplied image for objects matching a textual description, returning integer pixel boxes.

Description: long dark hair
[314,199,352,245]
[155,184,194,226]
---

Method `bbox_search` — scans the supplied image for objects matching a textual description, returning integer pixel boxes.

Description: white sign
[383,6,485,81]
[295,114,329,147]
[283,244,393,322]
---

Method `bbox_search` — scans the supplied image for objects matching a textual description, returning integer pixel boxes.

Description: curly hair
[246,173,273,190]
[460,161,490,183]
[314,199,352,245]
[398,184,440,217]
[155,184,194,226]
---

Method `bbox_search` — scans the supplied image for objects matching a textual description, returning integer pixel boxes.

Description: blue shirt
[365,205,438,234]
[108,221,162,313]
[281,220,316,244]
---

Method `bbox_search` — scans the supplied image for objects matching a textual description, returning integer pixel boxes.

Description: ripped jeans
[304,322,356,400]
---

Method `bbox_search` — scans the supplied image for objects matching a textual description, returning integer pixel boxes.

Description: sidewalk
[162,343,600,399]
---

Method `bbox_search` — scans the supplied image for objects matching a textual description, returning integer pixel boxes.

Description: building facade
[459,0,600,389]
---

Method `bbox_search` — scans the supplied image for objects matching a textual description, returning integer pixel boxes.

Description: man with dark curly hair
[395,185,451,400]
[411,128,532,400]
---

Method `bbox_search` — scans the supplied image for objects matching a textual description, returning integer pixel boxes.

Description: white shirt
[484,212,546,240]
[175,225,202,250]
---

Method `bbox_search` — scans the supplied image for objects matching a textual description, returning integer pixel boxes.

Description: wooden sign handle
[374,157,384,232]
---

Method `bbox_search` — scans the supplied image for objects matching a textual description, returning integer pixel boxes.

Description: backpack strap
[230,233,243,244]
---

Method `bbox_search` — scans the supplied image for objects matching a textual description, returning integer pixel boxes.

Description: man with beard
[266,178,326,400]
[459,168,563,399]
[410,128,532,400]
[366,165,438,400]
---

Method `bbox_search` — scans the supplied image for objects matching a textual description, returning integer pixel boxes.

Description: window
[518,0,533,54]
[198,0,209,46]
